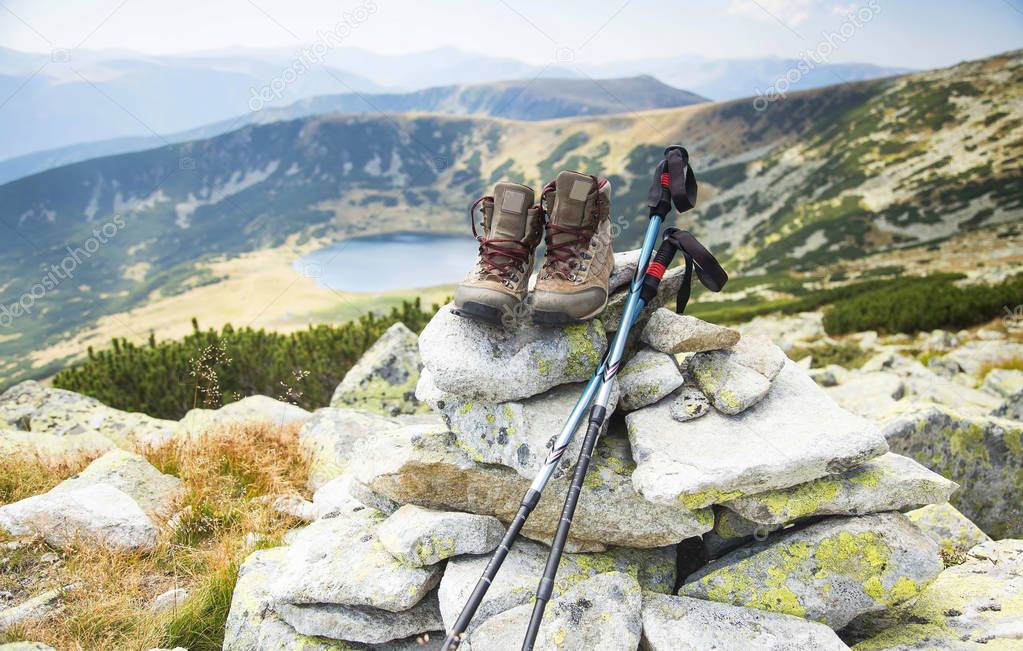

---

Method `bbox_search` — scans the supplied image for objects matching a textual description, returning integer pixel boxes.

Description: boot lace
[469,195,532,281]
[539,176,605,281]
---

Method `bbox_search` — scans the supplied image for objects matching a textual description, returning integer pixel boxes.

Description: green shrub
[52,299,439,419]
[823,274,1023,335]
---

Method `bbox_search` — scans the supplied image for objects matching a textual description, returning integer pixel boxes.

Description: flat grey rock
[417,370,619,479]
[641,592,849,651]
[617,348,684,412]
[270,512,441,612]
[720,452,957,527]
[727,334,787,380]
[627,361,888,509]
[377,505,503,567]
[640,308,740,355]
[689,348,772,415]
[350,422,712,549]
[681,513,943,629]
[277,590,443,645]
[0,483,156,551]
[469,572,642,650]
[330,322,430,417]
[438,538,674,635]
[418,304,606,403]
[178,395,310,439]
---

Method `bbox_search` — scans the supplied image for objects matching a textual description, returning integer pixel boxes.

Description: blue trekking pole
[442,146,727,650]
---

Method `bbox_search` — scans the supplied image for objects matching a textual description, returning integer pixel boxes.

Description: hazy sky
[1,0,1021,69]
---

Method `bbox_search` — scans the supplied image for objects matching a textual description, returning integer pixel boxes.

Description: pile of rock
[220,252,1019,649]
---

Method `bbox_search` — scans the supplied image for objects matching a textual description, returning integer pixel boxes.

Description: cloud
[727,0,816,27]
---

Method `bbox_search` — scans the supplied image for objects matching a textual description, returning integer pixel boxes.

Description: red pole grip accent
[646,261,666,280]
[660,172,670,188]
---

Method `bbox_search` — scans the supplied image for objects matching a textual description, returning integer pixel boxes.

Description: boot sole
[451,301,507,326]
[532,297,608,326]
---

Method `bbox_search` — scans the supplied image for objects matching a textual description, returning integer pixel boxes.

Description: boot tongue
[489,182,533,240]
[551,171,595,228]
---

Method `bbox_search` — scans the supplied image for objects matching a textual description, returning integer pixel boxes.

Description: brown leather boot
[453,182,544,325]
[531,171,613,324]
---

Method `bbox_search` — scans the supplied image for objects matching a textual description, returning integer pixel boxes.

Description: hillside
[1,50,1021,388]
[0,76,705,185]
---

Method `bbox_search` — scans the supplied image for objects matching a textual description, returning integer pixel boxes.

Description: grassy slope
[1,50,1021,387]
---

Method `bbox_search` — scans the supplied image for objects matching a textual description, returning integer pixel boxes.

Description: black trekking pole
[519,156,728,651]
[441,146,724,650]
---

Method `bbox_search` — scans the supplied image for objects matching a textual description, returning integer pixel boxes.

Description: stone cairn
[219,250,1003,650]
[1,250,1016,650]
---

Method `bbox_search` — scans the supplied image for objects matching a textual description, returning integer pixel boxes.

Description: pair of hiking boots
[454,170,614,326]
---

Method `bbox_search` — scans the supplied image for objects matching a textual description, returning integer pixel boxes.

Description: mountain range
[0,49,1018,388]
[0,45,908,168]
[0,76,705,184]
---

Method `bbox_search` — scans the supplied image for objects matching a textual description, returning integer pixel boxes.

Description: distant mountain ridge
[1,50,1019,388]
[0,75,704,185]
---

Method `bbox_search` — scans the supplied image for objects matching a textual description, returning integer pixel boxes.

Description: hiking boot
[453,182,544,325]
[532,171,613,324]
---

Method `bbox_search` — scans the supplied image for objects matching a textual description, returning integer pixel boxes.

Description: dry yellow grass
[1,420,311,651]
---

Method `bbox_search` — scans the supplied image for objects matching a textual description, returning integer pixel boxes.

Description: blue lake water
[294,232,479,292]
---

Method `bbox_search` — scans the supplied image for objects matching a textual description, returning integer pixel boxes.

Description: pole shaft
[443,215,665,649]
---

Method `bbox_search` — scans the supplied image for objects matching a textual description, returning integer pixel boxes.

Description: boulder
[438,538,674,634]
[416,371,620,479]
[276,591,443,645]
[906,503,991,563]
[626,361,888,509]
[827,372,907,422]
[982,368,1023,398]
[311,474,370,518]
[350,422,712,549]
[418,304,606,403]
[726,334,787,380]
[469,572,642,650]
[617,348,685,412]
[719,453,957,528]
[150,588,188,613]
[377,505,503,567]
[736,313,824,351]
[269,512,442,612]
[0,380,176,448]
[0,644,57,651]
[994,389,1023,421]
[940,340,1023,376]
[668,386,710,422]
[639,309,740,355]
[0,483,157,551]
[883,406,1022,538]
[298,407,401,489]
[0,428,115,463]
[49,449,183,518]
[178,395,310,438]
[641,592,849,651]
[681,513,943,629]
[851,539,1023,650]
[689,349,772,415]
[330,323,429,417]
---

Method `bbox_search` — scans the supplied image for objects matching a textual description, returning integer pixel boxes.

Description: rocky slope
[3,250,1012,649]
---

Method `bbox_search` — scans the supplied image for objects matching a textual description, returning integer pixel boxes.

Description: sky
[1,0,1021,69]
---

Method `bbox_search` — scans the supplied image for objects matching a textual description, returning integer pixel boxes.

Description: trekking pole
[519,149,727,651]
[441,146,708,650]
